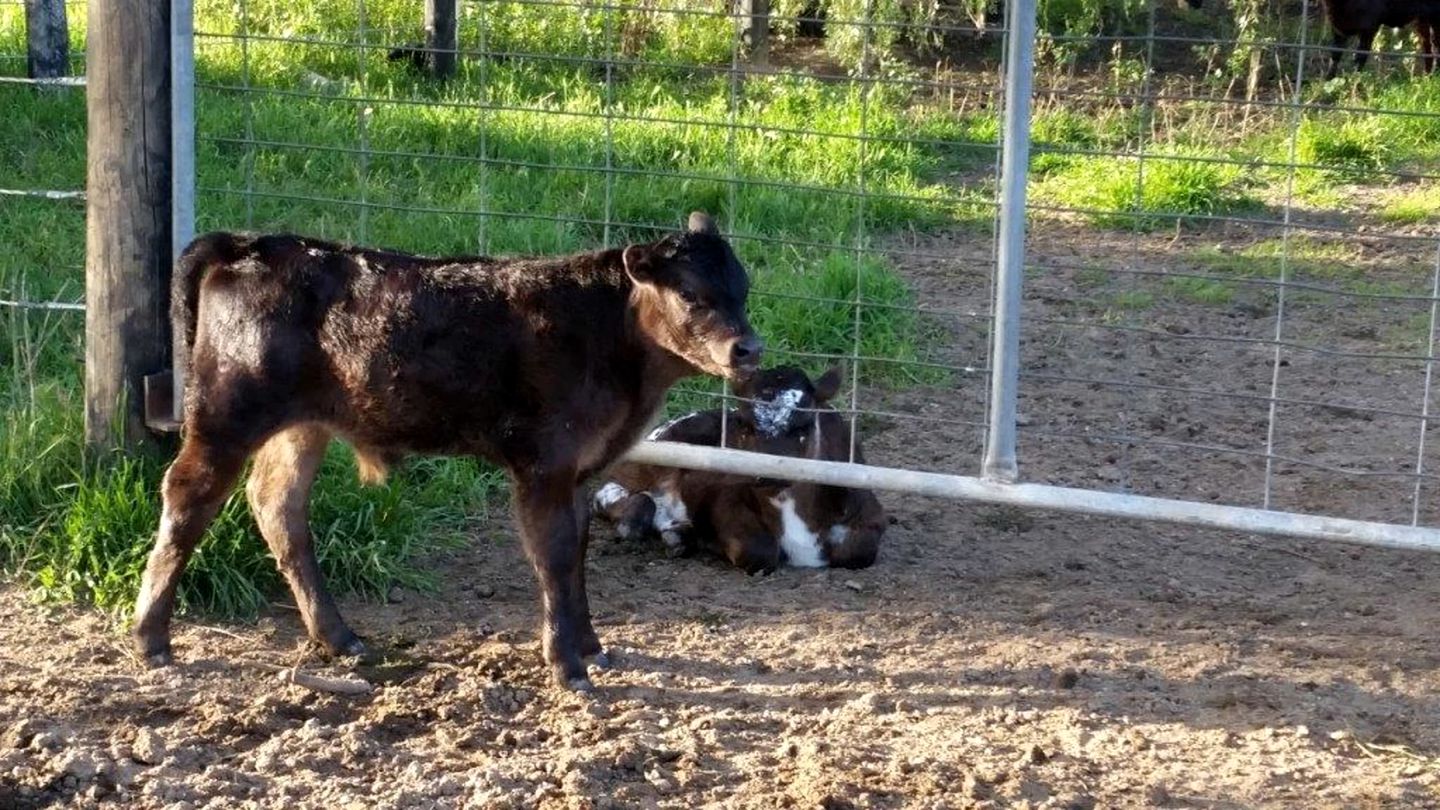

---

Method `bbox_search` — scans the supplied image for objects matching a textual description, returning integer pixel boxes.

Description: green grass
[1111,289,1155,310]
[1163,275,1234,306]
[1036,149,1258,231]
[1380,185,1440,225]
[1295,116,1390,182]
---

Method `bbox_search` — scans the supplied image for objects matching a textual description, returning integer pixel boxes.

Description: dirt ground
[5,220,1440,809]
[3,486,1440,809]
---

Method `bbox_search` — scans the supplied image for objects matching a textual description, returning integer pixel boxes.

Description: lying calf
[133,212,761,690]
[596,365,885,572]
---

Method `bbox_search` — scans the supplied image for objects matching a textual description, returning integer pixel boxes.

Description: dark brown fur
[133,212,762,690]
[597,366,885,574]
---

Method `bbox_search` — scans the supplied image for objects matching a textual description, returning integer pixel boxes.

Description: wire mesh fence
[190,0,1440,540]
[0,0,87,316]
[5,0,1440,544]
[188,0,1005,473]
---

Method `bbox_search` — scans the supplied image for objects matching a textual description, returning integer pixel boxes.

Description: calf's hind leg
[133,439,250,666]
[246,424,365,657]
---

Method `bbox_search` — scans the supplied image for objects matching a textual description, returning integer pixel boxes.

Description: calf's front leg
[572,489,607,666]
[516,474,598,690]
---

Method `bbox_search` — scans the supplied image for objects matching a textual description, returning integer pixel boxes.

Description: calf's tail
[172,232,246,362]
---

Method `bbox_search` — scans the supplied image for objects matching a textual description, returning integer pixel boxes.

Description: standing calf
[132,212,761,690]
[1320,0,1439,78]
[595,365,885,573]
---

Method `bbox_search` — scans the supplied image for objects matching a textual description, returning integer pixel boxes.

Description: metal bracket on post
[144,371,180,433]
[981,0,1037,484]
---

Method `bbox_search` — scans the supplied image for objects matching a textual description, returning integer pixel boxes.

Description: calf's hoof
[552,664,595,692]
[589,649,613,670]
[142,648,174,668]
[133,632,173,668]
[320,628,368,659]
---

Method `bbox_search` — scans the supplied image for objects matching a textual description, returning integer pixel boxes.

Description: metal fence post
[169,0,195,429]
[981,0,1037,484]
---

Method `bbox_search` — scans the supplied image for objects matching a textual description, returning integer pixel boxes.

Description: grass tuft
[0,372,503,617]
[1379,184,1440,225]
[1037,149,1257,231]
[1296,116,1390,182]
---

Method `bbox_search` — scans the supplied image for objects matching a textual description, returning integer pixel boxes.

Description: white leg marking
[135,511,176,620]
[771,492,826,568]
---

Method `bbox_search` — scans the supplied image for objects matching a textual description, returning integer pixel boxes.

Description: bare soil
[4,221,1440,809]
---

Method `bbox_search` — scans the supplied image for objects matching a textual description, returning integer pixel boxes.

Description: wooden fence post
[25,0,69,80]
[85,0,172,450]
[424,0,457,79]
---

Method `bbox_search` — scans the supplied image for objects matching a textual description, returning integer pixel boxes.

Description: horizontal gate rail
[626,441,1440,553]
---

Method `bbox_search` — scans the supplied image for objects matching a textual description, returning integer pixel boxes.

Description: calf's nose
[731,335,764,368]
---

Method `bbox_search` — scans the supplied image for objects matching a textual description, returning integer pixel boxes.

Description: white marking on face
[594,482,629,510]
[306,247,324,258]
[771,492,825,567]
[753,389,806,438]
[651,488,690,532]
[826,524,850,547]
[646,411,703,441]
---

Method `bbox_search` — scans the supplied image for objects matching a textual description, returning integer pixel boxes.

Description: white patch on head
[771,492,826,567]
[306,247,325,258]
[826,524,850,547]
[594,482,629,510]
[753,389,806,438]
[646,411,703,441]
[651,487,690,532]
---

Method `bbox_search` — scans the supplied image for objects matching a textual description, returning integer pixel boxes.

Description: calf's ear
[814,365,844,403]
[687,211,718,235]
[623,244,661,285]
